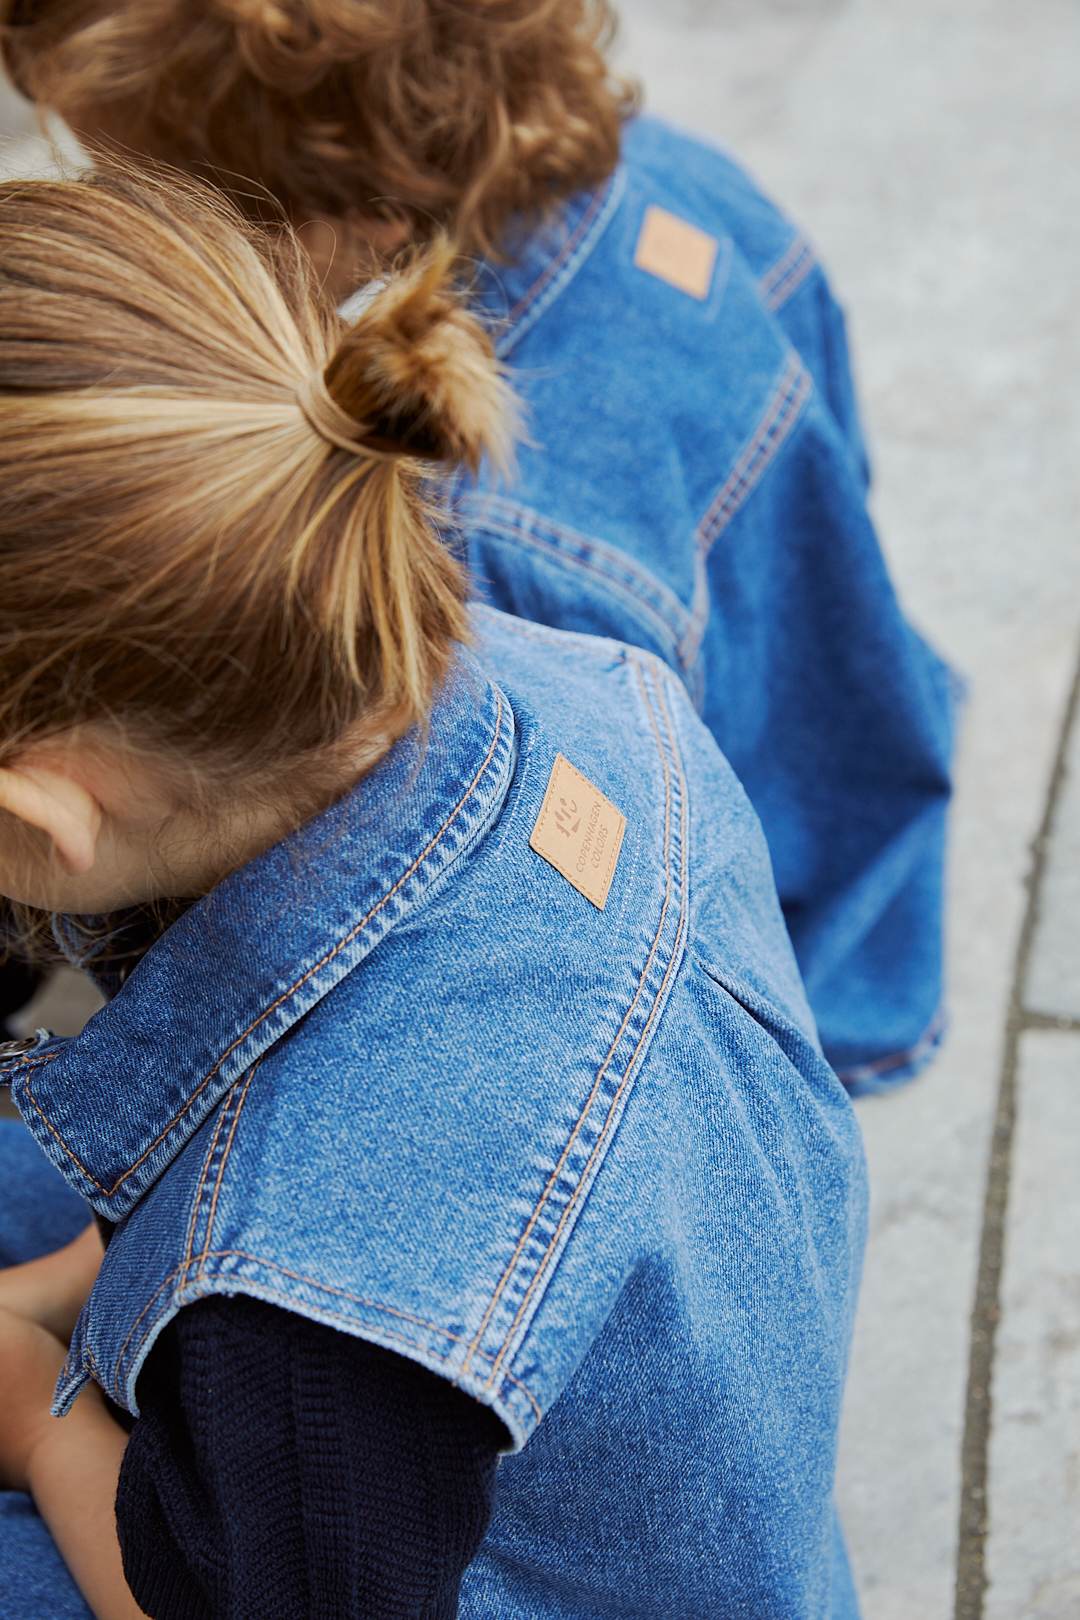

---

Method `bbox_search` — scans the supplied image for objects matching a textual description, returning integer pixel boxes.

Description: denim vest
[457,115,957,1093]
[3,612,866,1618]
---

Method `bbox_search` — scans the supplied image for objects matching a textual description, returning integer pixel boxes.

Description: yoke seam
[497,170,625,354]
[465,500,693,669]
[462,651,682,1382]
[677,353,811,670]
[197,1059,261,1272]
[697,353,812,557]
[491,656,691,1389]
[181,1074,236,1288]
[759,234,817,313]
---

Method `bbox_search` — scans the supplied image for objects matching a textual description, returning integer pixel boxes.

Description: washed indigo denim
[0,1122,94,1619]
[3,613,867,1618]
[429,114,957,1093]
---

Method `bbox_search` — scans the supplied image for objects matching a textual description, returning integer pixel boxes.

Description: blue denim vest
[3,612,866,1618]
[456,115,957,1093]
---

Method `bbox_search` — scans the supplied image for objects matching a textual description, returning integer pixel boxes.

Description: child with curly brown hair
[1,0,957,1096]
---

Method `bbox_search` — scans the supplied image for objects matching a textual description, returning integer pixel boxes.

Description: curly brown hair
[2,1,638,256]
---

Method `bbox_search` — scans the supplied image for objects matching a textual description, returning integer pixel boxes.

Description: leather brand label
[530,753,626,911]
[634,205,718,300]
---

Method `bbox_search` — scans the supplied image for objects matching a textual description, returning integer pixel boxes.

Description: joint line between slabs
[953,635,1080,1620]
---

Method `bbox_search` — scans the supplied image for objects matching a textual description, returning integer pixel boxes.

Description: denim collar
[2,652,515,1221]
[470,166,626,359]
[335,172,624,362]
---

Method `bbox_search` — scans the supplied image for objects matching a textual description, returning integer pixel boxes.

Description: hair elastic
[295,372,377,458]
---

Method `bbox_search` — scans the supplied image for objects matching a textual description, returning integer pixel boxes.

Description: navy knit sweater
[115,1296,505,1618]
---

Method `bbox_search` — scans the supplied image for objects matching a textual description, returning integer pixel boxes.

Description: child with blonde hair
[0,0,956,1092]
[0,164,865,1617]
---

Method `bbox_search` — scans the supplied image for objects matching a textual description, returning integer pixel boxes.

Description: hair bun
[323,238,517,474]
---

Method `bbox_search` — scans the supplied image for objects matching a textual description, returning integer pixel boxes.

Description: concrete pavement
[612,3,1080,1615]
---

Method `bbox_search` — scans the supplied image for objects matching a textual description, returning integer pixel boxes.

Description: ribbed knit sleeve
[115,1295,505,1619]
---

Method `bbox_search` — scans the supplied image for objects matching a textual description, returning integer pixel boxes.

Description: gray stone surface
[985,1030,1080,1620]
[616,3,1080,1615]
[9,968,104,1042]
[1025,714,1080,1022]
[0,100,83,180]
[0,77,33,138]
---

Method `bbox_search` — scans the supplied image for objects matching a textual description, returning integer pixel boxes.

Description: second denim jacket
[4,610,867,1619]
[440,114,957,1093]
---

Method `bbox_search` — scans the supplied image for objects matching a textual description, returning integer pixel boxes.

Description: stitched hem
[836,1006,949,1097]
[91,1252,544,1450]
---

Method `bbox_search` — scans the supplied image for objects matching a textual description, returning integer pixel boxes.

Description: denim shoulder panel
[57,620,700,1448]
[465,126,839,686]
[455,644,690,1410]
[623,115,817,309]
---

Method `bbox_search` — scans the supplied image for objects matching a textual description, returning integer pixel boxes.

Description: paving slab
[1025,711,1080,1022]
[9,968,105,1042]
[614,4,1080,1616]
[985,1029,1080,1620]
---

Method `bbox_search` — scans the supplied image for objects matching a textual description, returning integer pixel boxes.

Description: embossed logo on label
[530,754,626,911]
[634,205,718,301]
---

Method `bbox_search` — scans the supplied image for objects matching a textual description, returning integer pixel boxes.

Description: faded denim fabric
[446,114,956,1093]
[0,1122,94,1619]
[3,612,866,1618]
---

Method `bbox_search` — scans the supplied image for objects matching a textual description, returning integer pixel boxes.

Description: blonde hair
[2,1,638,257]
[0,161,513,806]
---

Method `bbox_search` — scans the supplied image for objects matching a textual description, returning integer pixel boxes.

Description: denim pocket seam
[19,692,509,1203]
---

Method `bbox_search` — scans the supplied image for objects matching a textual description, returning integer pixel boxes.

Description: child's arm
[0,1307,147,1620]
[0,1221,104,1342]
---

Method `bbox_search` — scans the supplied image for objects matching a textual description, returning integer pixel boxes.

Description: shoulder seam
[697,354,812,559]
[461,651,690,1392]
[758,233,818,313]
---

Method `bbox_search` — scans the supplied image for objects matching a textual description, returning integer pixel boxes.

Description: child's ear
[0,758,103,877]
